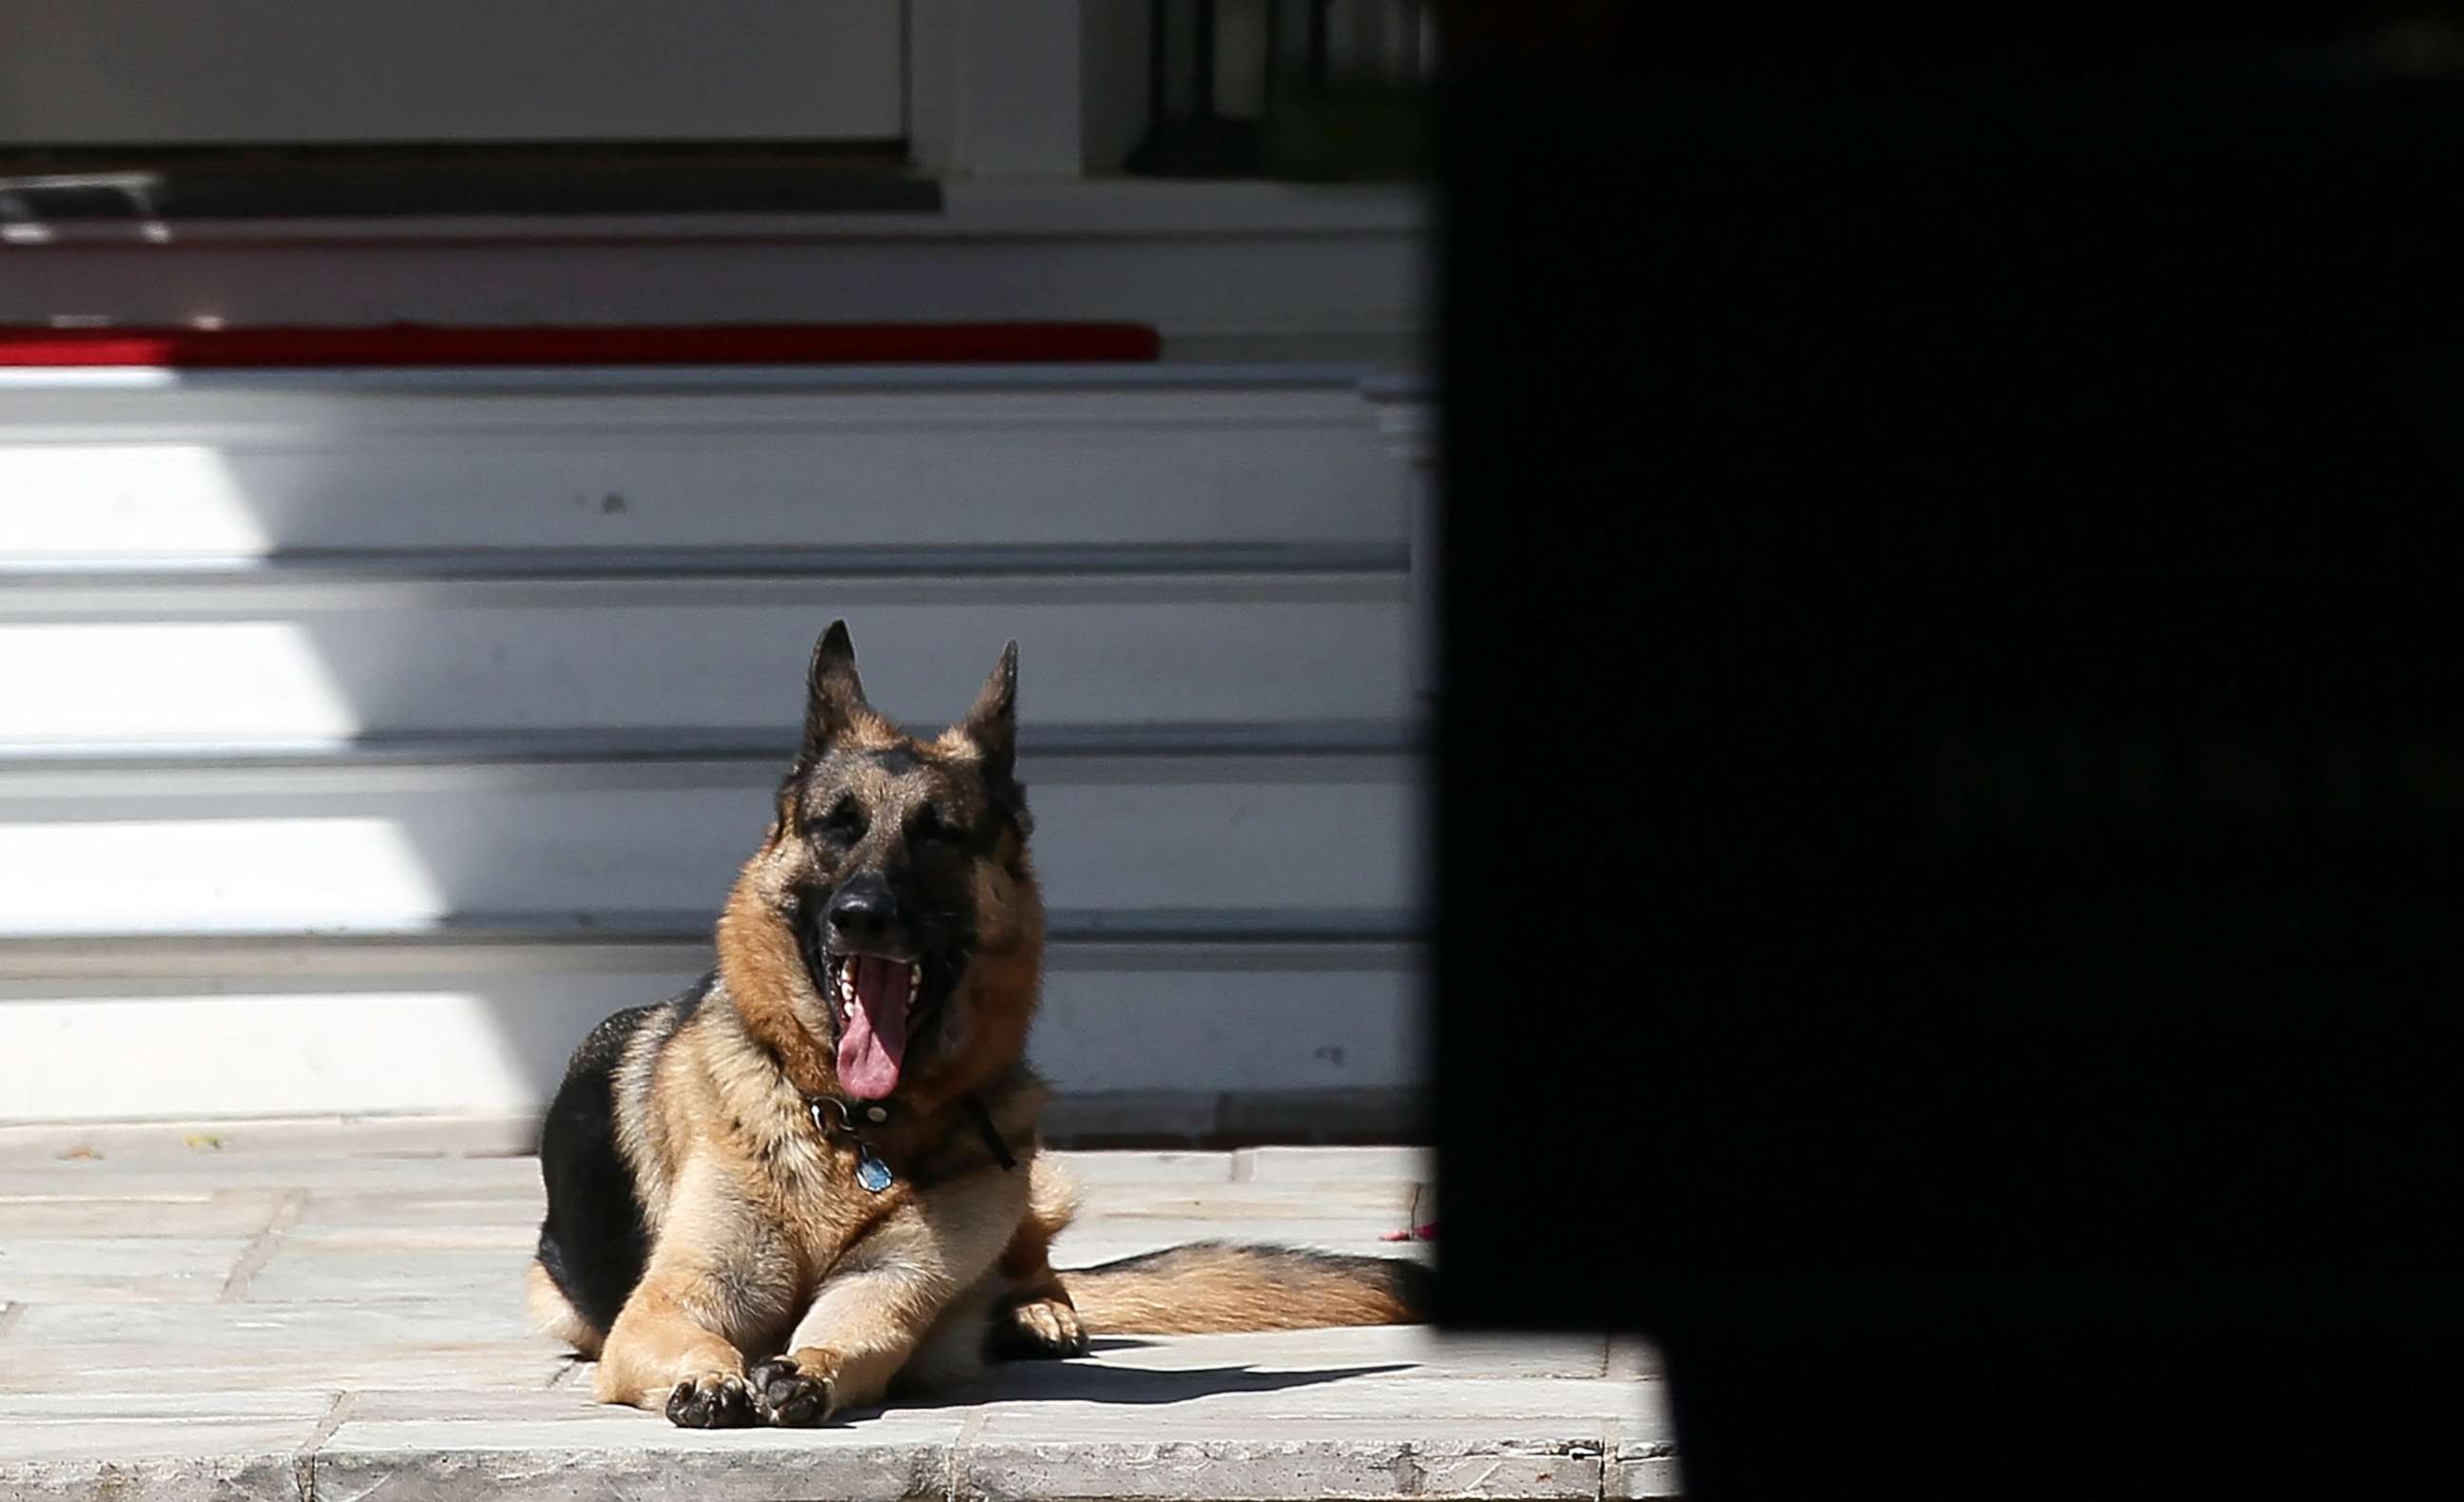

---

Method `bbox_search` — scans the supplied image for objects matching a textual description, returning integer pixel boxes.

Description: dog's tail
[1059,1241,1431,1334]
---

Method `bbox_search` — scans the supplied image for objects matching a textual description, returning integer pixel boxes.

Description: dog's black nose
[827,881,895,945]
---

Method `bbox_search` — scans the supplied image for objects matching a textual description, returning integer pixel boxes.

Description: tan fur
[575,650,1063,1419]
[527,1261,602,1358]
[1062,1242,1432,1335]
[986,1157,1088,1357]
[762,1162,1030,1410]
[533,626,1424,1428]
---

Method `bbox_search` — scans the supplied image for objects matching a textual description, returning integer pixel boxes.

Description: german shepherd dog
[529,623,1428,1427]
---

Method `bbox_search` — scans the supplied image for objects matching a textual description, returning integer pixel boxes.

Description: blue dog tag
[857,1151,895,1193]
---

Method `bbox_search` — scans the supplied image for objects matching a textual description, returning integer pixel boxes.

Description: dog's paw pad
[750,1357,834,1427]
[664,1373,756,1429]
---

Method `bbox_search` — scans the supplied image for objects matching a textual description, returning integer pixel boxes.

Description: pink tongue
[835,955,913,1100]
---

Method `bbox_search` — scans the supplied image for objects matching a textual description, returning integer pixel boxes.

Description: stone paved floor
[0,1117,1675,1501]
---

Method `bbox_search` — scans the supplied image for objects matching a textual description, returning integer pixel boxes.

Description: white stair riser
[0,963,1421,1121]
[0,586,1409,740]
[0,389,1405,556]
[0,762,1421,934]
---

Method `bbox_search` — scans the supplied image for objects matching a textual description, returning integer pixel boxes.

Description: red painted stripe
[0,322,1163,368]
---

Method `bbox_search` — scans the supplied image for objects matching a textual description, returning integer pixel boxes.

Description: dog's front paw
[664,1372,758,1428]
[750,1356,836,1427]
[992,1294,1089,1359]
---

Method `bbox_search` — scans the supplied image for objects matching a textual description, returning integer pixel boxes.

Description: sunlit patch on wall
[0,817,449,934]
[0,622,365,741]
[0,443,273,556]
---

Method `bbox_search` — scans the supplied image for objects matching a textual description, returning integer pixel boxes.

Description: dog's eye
[819,795,867,842]
[909,803,950,843]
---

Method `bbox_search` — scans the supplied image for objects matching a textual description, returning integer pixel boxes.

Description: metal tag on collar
[809,1098,895,1192]
[811,1096,893,1133]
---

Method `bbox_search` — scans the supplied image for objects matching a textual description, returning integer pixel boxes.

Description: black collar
[806,1091,1017,1172]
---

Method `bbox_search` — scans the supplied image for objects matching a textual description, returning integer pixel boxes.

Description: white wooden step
[0,748,1422,936]
[0,935,1422,1123]
[0,365,1431,1131]
[0,382,1407,557]
[0,572,1410,740]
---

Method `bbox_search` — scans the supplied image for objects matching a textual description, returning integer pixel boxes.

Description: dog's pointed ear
[801,620,870,761]
[960,640,1020,791]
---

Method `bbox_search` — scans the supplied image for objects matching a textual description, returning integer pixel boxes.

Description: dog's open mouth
[823,953,925,1100]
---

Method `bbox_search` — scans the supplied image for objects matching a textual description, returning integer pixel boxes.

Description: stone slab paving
[0,1119,1674,1500]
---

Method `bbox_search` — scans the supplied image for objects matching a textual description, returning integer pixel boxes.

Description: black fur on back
[533,978,705,1334]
